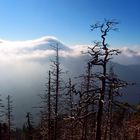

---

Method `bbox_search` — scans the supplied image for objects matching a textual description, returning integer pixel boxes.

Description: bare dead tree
[81,62,92,140]
[0,95,4,140]
[70,62,96,140]
[26,112,33,140]
[47,70,51,140]
[6,95,14,140]
[67,78,74,140]
[0,95,4,122]
[52,45,60,140]
[104,66,123,140]
[38,43,65,140]
[65,78,76,140]
[50,44,63,140]
[38,70,53,140]
[89,19,120,140]
[104,66,115,140]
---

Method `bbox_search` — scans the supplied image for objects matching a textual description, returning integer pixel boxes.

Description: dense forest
[0,19,140,140]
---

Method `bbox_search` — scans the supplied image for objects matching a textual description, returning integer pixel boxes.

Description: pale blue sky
[0,0,140,47]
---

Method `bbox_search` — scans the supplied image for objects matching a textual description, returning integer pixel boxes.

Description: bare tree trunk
[6,95,13,140]
[91,20,119,140]
[0,123,2,140]
[26,112,33,140]
[104,79,113,140]
[48,71,51,140]
[54,45,60,140]
[96,71,106,140]
[96,50,107,140]
[7,95,11,140]
[84,63,91,140]
[69,78,74,140]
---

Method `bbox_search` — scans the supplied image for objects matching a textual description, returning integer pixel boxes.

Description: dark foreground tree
[6,95,14,140]
[89,19,122,140]
[26,112,34,140]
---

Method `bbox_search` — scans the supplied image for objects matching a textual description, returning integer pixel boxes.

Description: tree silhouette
[89,19,121,140]
[6,95,14,140]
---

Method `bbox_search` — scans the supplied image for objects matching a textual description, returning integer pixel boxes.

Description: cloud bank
[0,36,140,65]
[113,47,140,65]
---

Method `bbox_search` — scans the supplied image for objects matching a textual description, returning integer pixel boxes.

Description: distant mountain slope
[114,63,140,104]
[63,56,140,104]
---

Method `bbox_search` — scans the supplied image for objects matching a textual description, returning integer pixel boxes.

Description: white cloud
[112,47,140,65]
[0,36,140,65]
[0,36,88,62]
[120,47,140,57]
[0,36,57,48]
[0,36,66,62]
